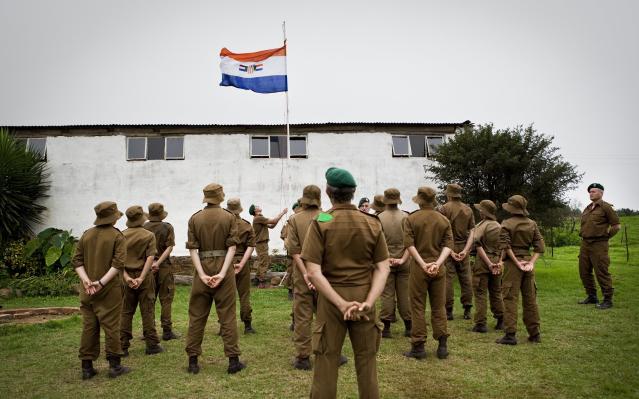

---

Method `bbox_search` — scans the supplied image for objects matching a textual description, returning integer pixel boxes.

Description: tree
[427,123,582,227]
[0,128,50,243]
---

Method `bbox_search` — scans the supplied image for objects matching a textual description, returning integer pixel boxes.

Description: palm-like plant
[0,128,50,243]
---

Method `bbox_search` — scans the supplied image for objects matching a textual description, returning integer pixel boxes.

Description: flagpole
[282,21,291,215]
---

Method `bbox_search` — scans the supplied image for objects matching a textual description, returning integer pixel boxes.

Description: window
[16,137,47,160]
[392,136,410,157]
[126,136,184,161]
[250,135,307,158]
[426,136,444,156]
[392,134,444,158]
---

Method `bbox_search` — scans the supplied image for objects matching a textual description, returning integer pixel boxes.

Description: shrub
[8,270,79,297]
[25,228,77,274]
[269,263,288,272]
[0,240,45,277]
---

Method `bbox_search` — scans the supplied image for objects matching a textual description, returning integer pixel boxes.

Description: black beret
[587,183,604,192]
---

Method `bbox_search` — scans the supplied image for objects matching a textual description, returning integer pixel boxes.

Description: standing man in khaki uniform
[185,183,246,374]
[403,187,453,360]
[226,198,257,333]
[358,197,371,213]
[144,203,178,341]
[73,201,130,379]
[378,188,412,338]
[439,183,475,320]
[250,204,288,288]
[471,200,505,333]
[281,200,300,301]
[370,194,385,215]
[120,206,164,356]
[578,183,620,309]
[302,168,390,399]
[496,195,545,345]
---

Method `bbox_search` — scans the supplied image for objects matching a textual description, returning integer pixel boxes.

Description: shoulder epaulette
[223,208,234,215]
[241,218,251,224]
[316,212,334,223]
[191,209,202,217]
[409,209,420,215]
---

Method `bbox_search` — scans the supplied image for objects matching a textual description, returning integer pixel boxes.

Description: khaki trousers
[78,283,124,360]
[121,270,160,350]
[293,267,317,358]
[409,259,449,344]
[579,240,613,299]
[311,285,382,399]
[379,262,411,322]
[185,257,240,357]
[255,241,270,281]
[472,255,504,326]
[233,255,253,322]
[154,263,175,331]
[502,259,540,336]
[445,242,473,309]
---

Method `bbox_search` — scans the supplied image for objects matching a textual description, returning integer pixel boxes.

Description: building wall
[38,131,450,255]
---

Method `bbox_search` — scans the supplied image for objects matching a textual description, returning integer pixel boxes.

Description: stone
[270,276,282,286]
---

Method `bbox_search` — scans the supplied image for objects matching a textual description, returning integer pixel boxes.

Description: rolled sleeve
[110,233,126,270]
[441,223,454,250]
[403,218,415,248]
[246,225,256,248]
[72,235,85,268]
[185,217,200,249]
[373,230,390,263]
[499,223,512,251]
[146,235,157,258]
[165,225,175,247]
[532,223,545,254]
[301,220,324,265]
[225,216,240,248]
[287,219,302,255]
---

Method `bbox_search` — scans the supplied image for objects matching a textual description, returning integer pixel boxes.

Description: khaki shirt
[122,227,157,270]
[186,204,240,251]
[280,223,288,241]
[301,204,389,287]
[499,216,545,257]
[439,200,475,244]
[286,207,321,255]
[72,225,126,285]
[403,206,454,262]
[378,209,408,258]
[580,200,620,241]
[143,221,175,264]
[235,216,256,255]
[473,219,501,255]
[253,215,270,243]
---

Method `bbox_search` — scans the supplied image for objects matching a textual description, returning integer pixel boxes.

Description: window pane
[147,137,165,160]
[270,136,287,158]
[290,137,307,157]
[392,136,410,156]
[409,135,425,157]
[166,137,184,159]
[127,137,146,160]
[28,138,47,158]
[15,138,28,148]
[251,137,269,157]
[427,136,444,157]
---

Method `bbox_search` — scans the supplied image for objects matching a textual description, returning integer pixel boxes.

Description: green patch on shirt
[317,212,334,223]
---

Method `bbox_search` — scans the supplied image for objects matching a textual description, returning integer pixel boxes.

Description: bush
[1,240,45,277]
[25,228,77,274]
[8,270,79,297]
[269,262,287,272]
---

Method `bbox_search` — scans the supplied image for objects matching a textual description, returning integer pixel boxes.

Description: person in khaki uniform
[250,204,288,288]
[378,188,412,338]
[185,183,246,374]
[302,168,390,399]
[282,200,301,301]
[439,183,475,320]
[403,187,454,360]
[225,198,257,334]
[471,200,505,333]
[496,195,545,345]
[73,201,130,379]
[358,197,371,213]
[578,183,620,309]
[120,206,164,356]
[143,203,178,341]
[370,194,385,215]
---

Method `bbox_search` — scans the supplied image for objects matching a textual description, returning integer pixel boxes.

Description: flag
[219,44,287,94]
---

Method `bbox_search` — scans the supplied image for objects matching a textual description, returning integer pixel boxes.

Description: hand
[339,301,362,320]
[208,273,225,288]
[88,281,102,295]
[388,258,398,267]
[352,302,373,321]
[82,279,93,295]
[425,262,440,276]
[133,277,143,288]
[282,208,289,215]
[457,250,468,261]
[450,252,459,262]
[151,261,159,273]
[303,273,316,291]
[233,262,243,275]
[199,274,213,286]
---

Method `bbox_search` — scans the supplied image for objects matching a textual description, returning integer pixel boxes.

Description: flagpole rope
[282,21,291,220]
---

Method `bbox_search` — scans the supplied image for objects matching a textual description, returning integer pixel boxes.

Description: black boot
[578,295,599,305]
[228,356,246,374]
[494,317,504,331]
[81,360,97,380]
[382,320,392,338]
[404,342,427,359]
[145,344,165,355]
[162,329,179,341]
[293,356,312,370]
[437,336,449,359]
[463,305,472,320]
[107,356,130,378]
[403,320,412,337]
[528,333,541,343]
[446,308,454,321]
[339,354,348,366]
[244,320,256,334]
[496,332,517,345]
[187,356,200,374]
[472,324,488,333]
[596,298,613,310]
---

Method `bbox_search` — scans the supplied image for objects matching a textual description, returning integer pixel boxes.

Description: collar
[330,203,358,211]
[419,205,436,210]
[205,204,221,209]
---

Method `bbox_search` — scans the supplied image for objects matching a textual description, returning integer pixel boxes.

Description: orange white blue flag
[219,44,287,93]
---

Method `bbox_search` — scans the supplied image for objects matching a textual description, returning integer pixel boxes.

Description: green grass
[1,217,639,398]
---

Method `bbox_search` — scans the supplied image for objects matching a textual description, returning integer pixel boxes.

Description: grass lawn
[1,216,638,398]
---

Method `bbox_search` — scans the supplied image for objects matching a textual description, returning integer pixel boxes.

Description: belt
[199,250,228,259]
[124,267,143,275]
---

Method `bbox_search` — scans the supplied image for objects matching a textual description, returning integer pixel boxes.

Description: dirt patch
[0,307,80,325]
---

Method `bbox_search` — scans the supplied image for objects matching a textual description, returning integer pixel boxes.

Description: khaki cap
[383,188,402,205]
[473,200,497,220]
[445,183,463,198]
[502,195,529,216]
[202,183,225,204]
[371,195,385,213]
[93,201,123,226]
[125,205,148,228]
[412,187,438,207]
[299,185,321,208]
[148,202,168,222]
[226,198,243,215]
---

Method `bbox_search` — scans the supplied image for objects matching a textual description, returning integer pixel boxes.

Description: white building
[12,122,469,255]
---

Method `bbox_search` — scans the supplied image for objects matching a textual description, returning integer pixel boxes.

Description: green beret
[587,183,604,192]
[325,167,357,188]
[292,202,299,210]
[249,204,256,216]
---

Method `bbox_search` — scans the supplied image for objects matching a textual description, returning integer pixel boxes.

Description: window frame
[426,135,445,157]
[289,136,307,158]
[391,135,411,157]
[126,137,147,161]
[165,136,185,160]
[250,135,308,159]
[250,135,270,158]
[126,136,185,161]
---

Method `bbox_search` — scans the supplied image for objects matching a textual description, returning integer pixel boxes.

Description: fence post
[625,225,629,262]
[550,227,554,257]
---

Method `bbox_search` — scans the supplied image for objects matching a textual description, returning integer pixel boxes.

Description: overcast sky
[1,0,637,209]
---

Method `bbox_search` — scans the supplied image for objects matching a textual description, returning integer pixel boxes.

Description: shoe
[436,336,449,359]
[446,309,454,321]
[187,356,200,374]
[495,333,517,345]
[145,345,165,355]
[463,305,472,320]
[244,321,256,334]
[596,300,613,310]
[528,334,541,343]
[578,295,599,305]
[293,356,312,370]
[382,320,392,338]
[81,360,98,380]
[339,355,348,366]
[162,330,179,341]
[403,343,427,360]
[107,356,131,378]
[494,317,504,331]
[227,356,246,374]
[472,324,488,333]
[403,320,412,337]
[288,289,294,301]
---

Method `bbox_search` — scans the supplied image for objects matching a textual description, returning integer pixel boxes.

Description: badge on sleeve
[317,213,334,222]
